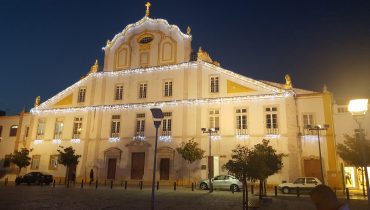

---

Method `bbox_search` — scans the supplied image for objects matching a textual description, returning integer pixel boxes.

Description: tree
[337,134,370,167]
[223,145,250,210]
[57,146,81,183]
[247,139,286,199]
[176,138,205,184]
[7,148,32,176]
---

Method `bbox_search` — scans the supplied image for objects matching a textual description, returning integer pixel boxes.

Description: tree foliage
[176,139,205,164]
[248,139,286,181]
[57,146,81,167]
[337,134,370,167]
[224,145,249,180]
[7,148,32,176]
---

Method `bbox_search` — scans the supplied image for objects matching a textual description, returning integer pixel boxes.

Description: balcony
[133,131,145,141]
[160,130,172,142]
[236,129,249,140]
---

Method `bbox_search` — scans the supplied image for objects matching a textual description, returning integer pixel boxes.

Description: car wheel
[200,182,208,190]
[282,187,290,194]
[230,184,239,192]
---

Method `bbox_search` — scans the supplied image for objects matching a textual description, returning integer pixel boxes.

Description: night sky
[1,0,370,115]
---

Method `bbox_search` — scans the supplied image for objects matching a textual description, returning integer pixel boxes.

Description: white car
[278,177,322,194]
[199,175,243,191]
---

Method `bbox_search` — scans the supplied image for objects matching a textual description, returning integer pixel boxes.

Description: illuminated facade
[0,4,343,187]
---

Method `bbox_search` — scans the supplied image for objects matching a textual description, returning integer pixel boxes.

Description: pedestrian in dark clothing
[89,169,94,185]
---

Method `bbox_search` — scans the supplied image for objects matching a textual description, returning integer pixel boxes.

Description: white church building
[0,3,343,188]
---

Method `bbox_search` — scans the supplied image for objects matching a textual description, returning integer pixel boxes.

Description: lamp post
[308,124,329,184]
[150,108,164,210]
[201,127,219,193]
[348,99,369,203]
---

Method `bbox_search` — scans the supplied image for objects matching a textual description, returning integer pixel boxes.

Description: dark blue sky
[1,0,370,114]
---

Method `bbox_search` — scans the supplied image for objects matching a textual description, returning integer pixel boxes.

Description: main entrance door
[131,152,145,180]
[107,158,117,180]
[304,159,321,181]
[160,158,170,180]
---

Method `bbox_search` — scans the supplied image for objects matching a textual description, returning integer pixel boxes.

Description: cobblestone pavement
[0,185,368,210]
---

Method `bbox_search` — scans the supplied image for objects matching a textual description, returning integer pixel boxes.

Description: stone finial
[106,39,111,46]
[89,59,99,73]
[323,84,328,93]
[284,74,293,89]
[34,96,41,108]
[145,2,151,17]
[187,26,191,35]
[197,47,213,63]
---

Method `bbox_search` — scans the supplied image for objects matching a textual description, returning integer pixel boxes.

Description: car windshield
[306,178,318,184]
[213,175,226,180]
[294,178,305,184]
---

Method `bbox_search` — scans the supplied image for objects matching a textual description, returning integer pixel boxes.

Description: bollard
[110,180,113,189]
[67,180,69,188]
[274,186,277,196]
[346,188,350,200]
[4,178,8,186]
[124,181,127,190]
[59,178,62,185]
[251,184,254,195]
[296,187,300,197]
[81,179,84,189]
[231,186,234,194]
[140,181,143,190]
[95,180,98,189]
[105,179,107,187]
[174,182,177,191]
[121,180,123,187]
[157,181,159,191]
[192,182,194,191]
[53,179,55,188]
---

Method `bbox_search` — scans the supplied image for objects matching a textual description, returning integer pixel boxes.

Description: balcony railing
[36,134,44,139]
[72,133,81,139]
[161,130,171,136]
[110,133,120,138]
[133,131,145,141]
[235,129,248,135]
[266,128,279,135]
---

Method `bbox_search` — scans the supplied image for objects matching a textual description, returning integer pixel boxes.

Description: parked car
[278,177,322,194]
[15,172,53,185]
[199,175,243,191]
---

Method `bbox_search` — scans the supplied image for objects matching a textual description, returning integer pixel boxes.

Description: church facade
[0,4,342,187]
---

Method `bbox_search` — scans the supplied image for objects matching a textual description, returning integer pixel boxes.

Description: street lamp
[308,124,329,184]
[150,108,164,210]
[201,127,219,193]
[348,99,369,203]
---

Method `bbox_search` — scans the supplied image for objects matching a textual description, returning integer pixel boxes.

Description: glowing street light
[348,99,369,204]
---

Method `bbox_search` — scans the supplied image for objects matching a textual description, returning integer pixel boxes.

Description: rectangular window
[115,84,124,100]
[136,113,145,136]
[36,119,45,139]
[30,155,41,170]
[162,112,172,136]
[209,109,220,130]
[337,107,348,113]
[111,115,121,137]
[303,113,315,135]
[54,118,64,139]
[265,107,278,134]
[78,87,86,103]
[236,108,248,135]
[210,76,219,93]
[9,125,18,137]
[163,80,173,97]
[0,126,3,138]
[72,117,83,139]
[139,83,147,99]
[49,155,59,170]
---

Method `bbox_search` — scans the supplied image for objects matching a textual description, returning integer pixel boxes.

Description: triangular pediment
[53,94,73,107]
[227,80,256,93]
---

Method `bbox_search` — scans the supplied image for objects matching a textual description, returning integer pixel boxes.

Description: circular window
[138,33,154,44]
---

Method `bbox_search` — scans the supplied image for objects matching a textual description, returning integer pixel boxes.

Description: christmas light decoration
[265,134,280,139]
[32,61,293,116]
[159,136,171,142]
[211,135,221,141]
[302,135,319,142]
[132,136,146,141]
[52,139,62,144]
[103,16,191,51]
[33,140,44,145]
[236,134,250,140]
[109,137,121,143]
[71,139,81,143]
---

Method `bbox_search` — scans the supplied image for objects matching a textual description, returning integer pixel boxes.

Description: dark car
[15,172,53,185]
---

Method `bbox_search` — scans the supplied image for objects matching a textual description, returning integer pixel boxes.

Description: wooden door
[160,158,170,180]
[107,158,117,180]
[304,159,321,181]
[131,152,145,180]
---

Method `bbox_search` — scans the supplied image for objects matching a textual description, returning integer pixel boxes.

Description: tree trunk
[259,179,263,200]
[65,166,69,185]
[242,174,248,210]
